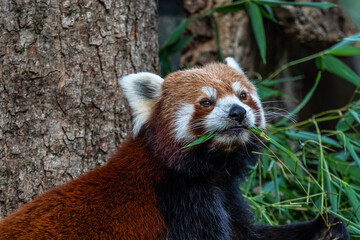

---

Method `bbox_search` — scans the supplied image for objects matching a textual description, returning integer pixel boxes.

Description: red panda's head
[120,58,265,169]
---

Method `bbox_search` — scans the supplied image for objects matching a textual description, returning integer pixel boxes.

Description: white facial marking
[225,57,243,73]
[251,92,266,129]
[201,86,217,100]
[205,95,256,132]
[201,94,259,145]
[173,104,196,143]
[231,82,241,94]
[232,82,248,95]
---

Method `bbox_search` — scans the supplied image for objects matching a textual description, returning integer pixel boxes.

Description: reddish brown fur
[0,63,259,238]
[141,63,259,169]
[190,105,213,136]
[0,138,166,239]
[0,63,348,240]
[162,64,255,104]
[158,64,256,136]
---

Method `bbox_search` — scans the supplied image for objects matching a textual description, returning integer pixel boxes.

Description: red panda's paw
[317,214,349,240]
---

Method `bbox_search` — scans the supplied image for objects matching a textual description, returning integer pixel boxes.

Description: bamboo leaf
[344,187,360,222]
[248,2,267,63]
[328,210,360,231]
[250,127,270,140]
[244,170,257,195]
[315,56,325,70]
[343,35,360,41]
[313,119,325,214]
[211,15,224,62]
[328,32,360,50]
[323,160,337,212]
[159,49,172,77]
[259,5,281,24]
[255,0,336,8]
[182,131,216,151]
[336,111,355,132]
[214,2,246,14]
[160,18,193,49]
[346,138,360,167]
[271,167,280,203]
[250,127,303,175]
[284,130,341,148]
[348,225,360,235]
[257,85,294,100]
[327,46,360,56]
[349,109,360,124]
[321,55,360,87]
[166,35,195,56]
[327,156,360,182]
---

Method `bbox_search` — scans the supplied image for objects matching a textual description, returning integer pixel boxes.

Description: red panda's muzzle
[228,104,247,124]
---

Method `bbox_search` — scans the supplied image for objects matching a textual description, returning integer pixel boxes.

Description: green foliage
[247,2,267,63]
[159,0,337,74]
[320,55,360,87]
[161,1,360,238]
[159,17,194,76]
[182,131,216,151]
[340,0,360,30]
[246,33,360,237]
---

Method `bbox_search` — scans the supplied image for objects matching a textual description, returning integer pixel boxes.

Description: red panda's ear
[225,57,243,74]
[119,72,164,136]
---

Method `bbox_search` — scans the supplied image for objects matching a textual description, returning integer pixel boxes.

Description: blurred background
[0,0,359,238]
[159,0,360,127]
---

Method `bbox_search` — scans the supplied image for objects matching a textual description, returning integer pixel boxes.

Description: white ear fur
[225,57,243,73]
[119,72,164,136]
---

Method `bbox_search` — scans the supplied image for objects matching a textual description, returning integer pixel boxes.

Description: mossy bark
[0,0,158,218]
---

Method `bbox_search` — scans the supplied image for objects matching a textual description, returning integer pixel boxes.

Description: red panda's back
[0,138,166,239]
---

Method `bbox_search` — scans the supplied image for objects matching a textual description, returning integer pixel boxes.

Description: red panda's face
[161,63,265,149]
[120,58,265,150]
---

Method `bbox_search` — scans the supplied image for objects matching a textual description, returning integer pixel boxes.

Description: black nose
[228,105,247,123]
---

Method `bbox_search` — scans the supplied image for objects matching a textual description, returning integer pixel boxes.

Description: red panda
[0,58,349,239]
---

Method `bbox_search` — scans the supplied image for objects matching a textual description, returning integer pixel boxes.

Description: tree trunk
[181,0,357,120]
[0,0,158,218]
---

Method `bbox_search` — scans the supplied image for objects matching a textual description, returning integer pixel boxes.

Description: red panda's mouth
[212,124,250,136]
[220,124,246,135]
[223,124,251,135]
[230,124,243,130]
[210,123,252,145]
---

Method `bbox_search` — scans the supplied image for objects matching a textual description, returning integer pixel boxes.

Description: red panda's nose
[229,105,247,124]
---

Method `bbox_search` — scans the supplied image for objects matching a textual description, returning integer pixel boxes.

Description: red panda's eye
[200,99,214,108]
[239,92,247,101]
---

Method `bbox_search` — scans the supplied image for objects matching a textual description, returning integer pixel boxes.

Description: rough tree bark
[181,0,357,118]
[0,0,158,218]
